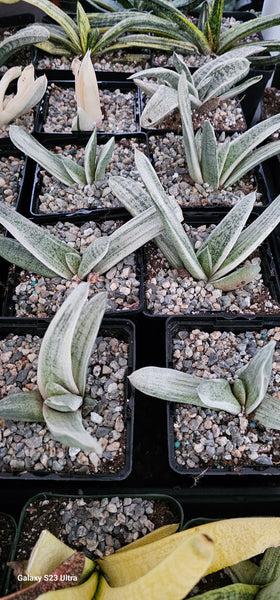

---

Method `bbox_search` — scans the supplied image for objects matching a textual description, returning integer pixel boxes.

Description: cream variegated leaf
[43,404,103,454]
[45,393,83,412]
[129,367,203,406]
[236,341,275,415]
[211,263,261,291]
[95,136,115,181]
[77,236,110,281]
[84,128,97,185]
[197,379,241,415]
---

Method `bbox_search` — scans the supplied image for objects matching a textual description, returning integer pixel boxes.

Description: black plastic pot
[0,316,135,482]
[19,131,150,220]
[166,315,280,479]
[0,513,16,596]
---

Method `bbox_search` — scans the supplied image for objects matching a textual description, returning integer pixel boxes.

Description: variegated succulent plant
[109,149,280,291]
[0,64,47,127]
[0,283,107,458]
[9,126,114,186]
[72,50,103,131]
[130,48,263,129]
[129,340,280,431]
[0,24,50,68]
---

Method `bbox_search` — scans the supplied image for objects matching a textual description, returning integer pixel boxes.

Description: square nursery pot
[143,209,280,321]
[35,73,141,136]
[1,211,144,319]
[0,13,35,71]
[165,315,280,478]
[0,316,135,481]
[3,491,183,595]
[148,132,268,210]
[18,131,150,219]
[0,513,16,596]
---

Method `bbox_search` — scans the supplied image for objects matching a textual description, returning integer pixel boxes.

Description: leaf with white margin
[43,404,103,454]
[37,282,90,400]
[211,263,261,291]
[84,128,97,185]
[236,341,275,415]
[0,390,44,421]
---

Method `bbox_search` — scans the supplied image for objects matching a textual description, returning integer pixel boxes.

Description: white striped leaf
[43,404,103,454]
[192,45,264,87]
[0,390,44,422]
[37,282,90,400]
[211,263,261,291]
[172,52,193,82]
[197,192,256,276]
[254,395,280,433]
[197,379,241,415]
[62,157,87,185]
[214,193,280,280]
[220,115,280,187]
[77,236,110,280]
[45,393,83,412]
[100,35,197,55]
[222,141,280,188]
[219,76,263,102]
[133,79,160,97]
[178,72,203,184]
[129,67,180,89]
[197,246,212,279]
[36,23,78,55]
[84,129,97,185]
[218,13,280,54]
[65,252,81,275]
[205,0,223,52]
[18,0,81,52]
[201,59,250,102]
[201,121,219,188]
[9,126,74,186]
[95,136,115,181]
[236,341,275,415]
[77,1,91,54]
[217,138,230,178]
[135,148,205,279]
[71,291,107,396]
[0,203,78,279]
[0,25,50,67]
[140,85,178,128]
[0,237,59,278]
[129,367,203,406]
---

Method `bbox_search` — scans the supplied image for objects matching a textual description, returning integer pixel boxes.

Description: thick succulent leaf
[71,291,107,396]
[45,393,83,412]
[0,25,50,67]
[217,138,230,178]
[37,283,90,400]
[0,66,21,111]
[37,22,78,55]
[197,245,212,279]
[218,14,280,55]
[172,52,193,81]
[232,378,246,408]
[84,129,97,185]
[190,583,259,598]
[135,148,206,279]
[197,192,256,276]
[211,263,261,291]
[72,107,97,132]
[172,0,202,8]
[223,140,280,188]
[254,547,280,587]
[62,157,87,185]
[65,252,81,275]
[219,75,263,102]
[72,51,103,130]
[0,68,47,126]
[197,379,241,415]
[9,126,74,186]
[35,40,73,57]
[178,72,203,184]
[201,121,219,188]
[18,0,81,52]
[0,237,59,277]
[129,67,180,89]
[109,175,183,268]
[0,390,44,422]
[43,404,103,454]
[236,341,275,415]
[193,45,263,88]
[129,366,204,405]
[205,0,223,52]
[84,206,166,276]
[77,236,110,280]
[226,560,259,585]
[140,85,178,128]
[256,573,280,599]
[215,194,280,280]
[201,59,250,103]
[254,394,280,432]
[0,203,77,279]
[100,35,197,55]
[77,1,91,54]
[133,79,160,97]
[95,136,115,180]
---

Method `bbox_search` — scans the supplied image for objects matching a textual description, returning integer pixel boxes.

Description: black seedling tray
[35,76,141,135]
[0,513,16,596]
[21,131,150,220]
[0,316,135,483]
[165,315,280,479]
[1,210,145,320]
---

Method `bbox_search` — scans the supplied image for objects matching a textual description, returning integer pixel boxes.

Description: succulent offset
[0,64,47,127]
[0,283,107,458]
[72,50,103,131]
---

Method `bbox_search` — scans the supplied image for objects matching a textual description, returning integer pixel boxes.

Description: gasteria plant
[9,126,115,185]
[159,71,280,189]
[129,341,280,432]
[129,48,263,128]
[72,50,103,131]
[0,0,197,65]
[0,65,47,127]
[0,24,50,68]
[0,283,107,457]
[109,149,280,291]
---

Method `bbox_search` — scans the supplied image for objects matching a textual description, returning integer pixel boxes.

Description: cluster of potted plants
[1,0,280,598]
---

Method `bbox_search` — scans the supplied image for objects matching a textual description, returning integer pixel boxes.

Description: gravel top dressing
[145,222,280,316]
[37,51,151,73]
[16,495,179,560]
[171,327,280,471]
[149,133,259,208]
[43,85,137,134]
[7,219,140,317]
[0,330,129,476]
[0,155,24,208]
[0,111,34,139]
[35,139,147,214]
